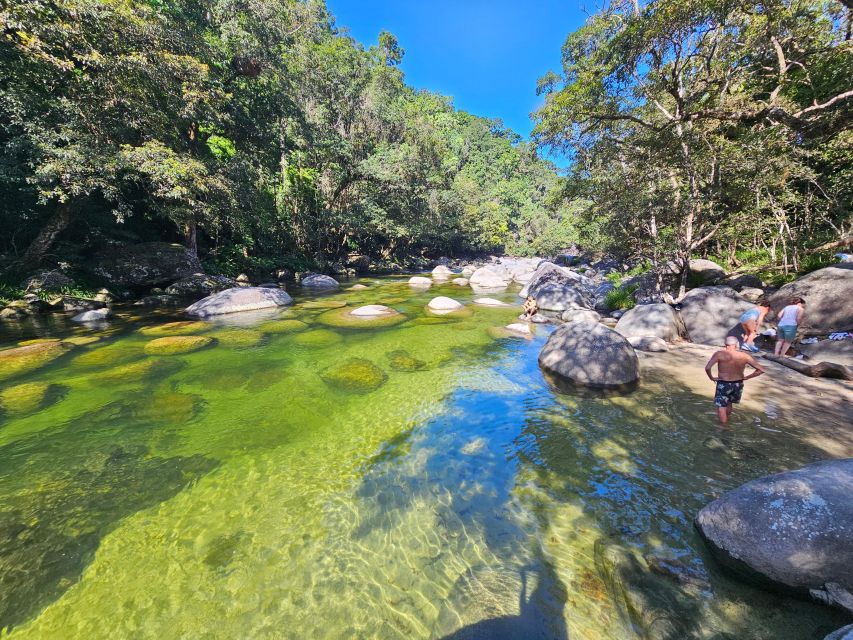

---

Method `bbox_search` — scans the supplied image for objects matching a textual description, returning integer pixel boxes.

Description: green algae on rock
[387,349,427,372]
[320,358,388,393]
[258,319,310,334]
[73,343,144,368]
[17,338,62,346]
[300,299,348,310]
[316,306,407,330]
[61,336,102,346]
[138,321,211,336]
[207,328,265,348]
[293,328,343,347]
[144,335,215,355]
[0,341,72,383]
[0,382,59,415]
[98,357,184,384]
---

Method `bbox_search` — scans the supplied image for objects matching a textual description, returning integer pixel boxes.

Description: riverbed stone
[628,336,669,352]
[695,458,853,614]
[259,319,309,334]
[473,298,510,307]
[538,321,639,388]
[768,264,853,335]
[301,273,340,290]
[350,304,395,317]
[469,266,511,289]
[521,262,592,311]
[432,265,454,279]
[317,306,406,329]
[408,276,432,287]
[427,296,463,312]
[615,303,683,342]
[144,335,214,355]
[0,342,72,383]
[679,286,753,346]
[689,258,726,283]
[349,284,369,290]
[387,349,427,372]
[72,308,111,323]
[89,242,202,288]
[320,358,387,393]
[186,287,293,317]
[0,382,54,414]
[99,357,182,384]
[452,277,469,286]
[139,321,211,336]
[208,328,264,347]
[561,309,601,323]
[293,329,343,347]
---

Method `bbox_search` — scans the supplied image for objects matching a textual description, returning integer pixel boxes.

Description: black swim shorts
[714,380,744,407]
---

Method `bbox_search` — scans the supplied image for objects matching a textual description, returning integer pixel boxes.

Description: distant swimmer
[704,336,766,426]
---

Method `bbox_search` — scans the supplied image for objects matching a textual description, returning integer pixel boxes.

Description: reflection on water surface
[0,278,848,639]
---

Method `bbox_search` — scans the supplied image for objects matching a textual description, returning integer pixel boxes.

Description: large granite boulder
[680,286,753,346]
[538,321,639,388]
[186,287,292,317]
[768,265,853,335]
[21,269,74,293]
[520,262,592,312]
[431,265,454,279]
[689,258,726,283]
[695,459,853,614]
[89,242,202,288]
[615,303,683,342]
[469,265,512,289]
[165,274,239,298]
[300,273,339,290]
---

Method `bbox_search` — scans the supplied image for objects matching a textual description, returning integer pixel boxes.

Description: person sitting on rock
[522,295,538,320]
[738,298,770,353]
[774,296,805,357]
[705,336,766,426]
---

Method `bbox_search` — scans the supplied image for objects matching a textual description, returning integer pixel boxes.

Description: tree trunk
[12,203,75,273]
[184,221,198,257]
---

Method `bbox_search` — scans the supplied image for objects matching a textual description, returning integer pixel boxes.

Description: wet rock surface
[88,242,202,288]
[186,287,293,317]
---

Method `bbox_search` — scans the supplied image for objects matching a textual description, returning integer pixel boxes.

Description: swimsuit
[777,305,799,341]
[714,380,744,407]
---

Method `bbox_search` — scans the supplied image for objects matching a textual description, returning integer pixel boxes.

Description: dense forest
[1,0,851,287]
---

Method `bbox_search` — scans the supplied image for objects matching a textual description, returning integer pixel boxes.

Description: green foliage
[603,284,638,310]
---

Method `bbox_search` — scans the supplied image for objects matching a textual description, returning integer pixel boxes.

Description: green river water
[0,277,849,639]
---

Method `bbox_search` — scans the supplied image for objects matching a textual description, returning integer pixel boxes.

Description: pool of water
[0,277,849,639]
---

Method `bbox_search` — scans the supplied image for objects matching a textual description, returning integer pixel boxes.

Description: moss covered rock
[320,358,388,394]
[61,336,102,346]
[138,321,211,337]
[144,335,214,355]
[259,319,309,334]
[316,306,406,330]
[208,328,264,348]
[293,329,343,347]
[0,342,71,383]
[17,338,62,346]
[300,300,348,310]
[386,350,427,372]
[0,382,54,414]
[99,358,182,384]
[73,343,142,368]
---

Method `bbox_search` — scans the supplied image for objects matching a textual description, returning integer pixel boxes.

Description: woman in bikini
[738,298,770,353]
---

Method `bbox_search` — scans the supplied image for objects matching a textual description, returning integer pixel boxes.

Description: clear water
[0,278,848,639]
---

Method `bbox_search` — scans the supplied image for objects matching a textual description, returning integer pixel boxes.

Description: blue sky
[326,0,587,166]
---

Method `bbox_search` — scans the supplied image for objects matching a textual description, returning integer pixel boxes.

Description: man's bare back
[710,349,756,381]
[705,337,766,425]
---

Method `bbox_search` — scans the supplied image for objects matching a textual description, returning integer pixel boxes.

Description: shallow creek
[0,277,849,639]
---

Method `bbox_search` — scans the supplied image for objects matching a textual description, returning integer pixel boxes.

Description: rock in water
[0,342,71,383]
[71,308,110,323]
[427,296,463,313]
[469,266,511,289]
[520,262,592,312]
[689,258,726,283]
[408,276,432,287]
[473,297,510,307]
[679,286,753,346]
[452,277,469,286]
[165,274,239,298]
[431,265,454,279]
[614,303,683,342]
[320,358,387,393]
[350,304,396,317]
[694,458,853,614]
[186,287,292,317]
[768,264,853,335]
[89,242,202,288]
[144,335,214,355]
[538,321,639,388]
[301,273,339,290]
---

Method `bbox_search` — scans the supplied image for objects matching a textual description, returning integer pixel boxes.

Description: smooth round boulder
[520,262,592,312]
[614,303,682,342]
[695,458,853,614]
[408,276,432,287]
[349,284,369,290]
[473,298,510,307]
[538,321,639,389]
[679,286,753,346]
[689,258,726,283]
[350,304,395,317]
[301,273,339,290]
[452,277,469,286]
[561,309,601,324]
[768,265,853,335]
[427,297,463,313]
[186,287,293,317]
[628,336,668,352]
[739,287,765,302]
[431,265,454,279]
[468,266,511,289]
[317,306,406,329]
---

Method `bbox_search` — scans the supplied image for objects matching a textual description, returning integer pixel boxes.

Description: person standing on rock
[705,336,766,426]
[774,296,805,357]
[738,298,770,352]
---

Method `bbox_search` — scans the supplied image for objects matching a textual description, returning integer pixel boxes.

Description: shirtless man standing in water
[704,336,766,426]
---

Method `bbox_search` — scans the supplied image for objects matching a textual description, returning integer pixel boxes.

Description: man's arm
[744,355,766,380]
[705,353,719,381]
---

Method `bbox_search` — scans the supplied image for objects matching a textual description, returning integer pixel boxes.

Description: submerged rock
[259,319,310,334]
[186,287,293,317]
[320,358,388,393]
[0,342,72,383]
[98,357,183,384]
[208,328,264,348]
[139,321,211,337]
[473,298,511,307]
[143,335,214,355]
[293,329,343,347]
[538,321,639,389]
[301,273,340,290]
[317,306,406,329]
[614,303,683,342]
[387,349,427,372]
[695,458,853,614]
[0,382,57,415]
